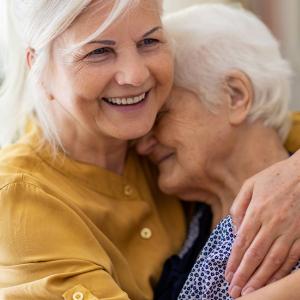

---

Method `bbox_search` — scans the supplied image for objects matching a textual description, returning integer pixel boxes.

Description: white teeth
[105,93,146,105]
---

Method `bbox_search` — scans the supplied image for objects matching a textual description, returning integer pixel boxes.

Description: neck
[61,133,128,175]
[53,119,128,175]
[196,121,289,227]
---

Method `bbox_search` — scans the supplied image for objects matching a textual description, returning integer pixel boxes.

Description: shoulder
[0,141,43,178]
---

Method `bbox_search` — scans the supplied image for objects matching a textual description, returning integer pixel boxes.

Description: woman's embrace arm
[227,149,300,296]
[241,268,300,300]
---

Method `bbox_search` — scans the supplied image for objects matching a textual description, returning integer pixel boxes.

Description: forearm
[240,268,300,300]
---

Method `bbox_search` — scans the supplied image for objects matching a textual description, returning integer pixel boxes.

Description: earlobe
[41,84,55,101]
[225,71,253,125]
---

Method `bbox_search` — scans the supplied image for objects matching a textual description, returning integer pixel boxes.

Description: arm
[240,268,300,300]
[225,150,300,297]
[0,182,130,300]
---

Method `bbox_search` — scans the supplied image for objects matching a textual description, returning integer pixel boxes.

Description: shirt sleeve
[0,182,130,300]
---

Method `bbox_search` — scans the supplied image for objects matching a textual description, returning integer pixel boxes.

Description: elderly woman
[0,0,187,299]
[137,4,300,299]
[0,1,300,299]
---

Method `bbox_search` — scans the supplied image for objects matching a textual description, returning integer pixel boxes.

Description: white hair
[0,0,163,150]
[163,4,292,142]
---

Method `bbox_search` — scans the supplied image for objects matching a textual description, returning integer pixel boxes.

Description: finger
[225,214,260,282]
[228,228,280,298]
[266,238,300,285]
[230,178,255,232]
[240,237,291,296]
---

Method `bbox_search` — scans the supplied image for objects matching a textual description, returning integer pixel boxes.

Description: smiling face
[45,0,173,144]
[136,85,234,200]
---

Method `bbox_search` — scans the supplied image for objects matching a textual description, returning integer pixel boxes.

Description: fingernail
[242,287,255,295]
[226,272,234,282]
[230,286,242,298]
[233,225,237,235]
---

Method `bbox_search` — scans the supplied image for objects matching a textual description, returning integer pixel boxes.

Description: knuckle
[243,178,251,186]
[233,271,249,284]
[287,252,300,264]
[246,247,265,263]
[234,234,249,249]
[248,276,265,289]
[273,269,287,280]
[268,252,284,267]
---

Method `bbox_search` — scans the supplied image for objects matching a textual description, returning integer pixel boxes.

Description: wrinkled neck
[195,121,289,226]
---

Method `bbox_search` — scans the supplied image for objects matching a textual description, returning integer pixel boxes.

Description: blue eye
[89,48,107,55]
[138,38,159,50]
[144,38,155,45]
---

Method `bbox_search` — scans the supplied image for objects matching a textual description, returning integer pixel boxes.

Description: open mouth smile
[103,92,146,105]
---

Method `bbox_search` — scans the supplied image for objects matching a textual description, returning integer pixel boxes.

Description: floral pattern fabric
[179,215,300,300]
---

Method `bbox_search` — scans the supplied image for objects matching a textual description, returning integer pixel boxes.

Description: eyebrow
[88,40,116,45]
[143,26,163,38]
[87,26,162,45]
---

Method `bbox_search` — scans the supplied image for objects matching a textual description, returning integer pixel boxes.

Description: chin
[117,131,151,141]
[116,122,155,140]
[158,175,180,196]
[158,175,197,201]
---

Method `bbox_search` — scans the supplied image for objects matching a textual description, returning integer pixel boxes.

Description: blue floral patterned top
[179,215,300,300]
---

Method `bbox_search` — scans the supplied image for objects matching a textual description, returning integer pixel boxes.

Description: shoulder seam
[0,181,44,193]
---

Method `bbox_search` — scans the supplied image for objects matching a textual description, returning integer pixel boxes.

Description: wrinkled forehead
[61,0,162,45]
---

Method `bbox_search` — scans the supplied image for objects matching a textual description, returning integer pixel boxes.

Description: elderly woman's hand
[225,150,300,298]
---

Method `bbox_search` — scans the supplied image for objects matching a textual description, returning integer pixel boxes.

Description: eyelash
[86,38,159,59]
[139,38,159,47]
[86,48,111,59]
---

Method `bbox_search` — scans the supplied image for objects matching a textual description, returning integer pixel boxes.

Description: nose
[115,49,150,86]
[136,130,158,156]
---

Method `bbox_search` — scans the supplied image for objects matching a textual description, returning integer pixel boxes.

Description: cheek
[150,51,174,93]
[159,56,174,88]
[54,61,112,102]
[70,67,111,100]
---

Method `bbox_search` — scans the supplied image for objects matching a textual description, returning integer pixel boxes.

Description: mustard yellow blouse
[0,124,187,300]
[285,111,300,153]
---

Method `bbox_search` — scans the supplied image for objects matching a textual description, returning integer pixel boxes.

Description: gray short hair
[163,4,292,142]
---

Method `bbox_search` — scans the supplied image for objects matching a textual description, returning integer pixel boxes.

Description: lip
[104,91,148,99]
[157,153,175,164]
[100,90,150,112]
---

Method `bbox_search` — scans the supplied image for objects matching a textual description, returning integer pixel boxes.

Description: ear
[26,47,36,70]
[26,48,54,101]
[224,70,253,125]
